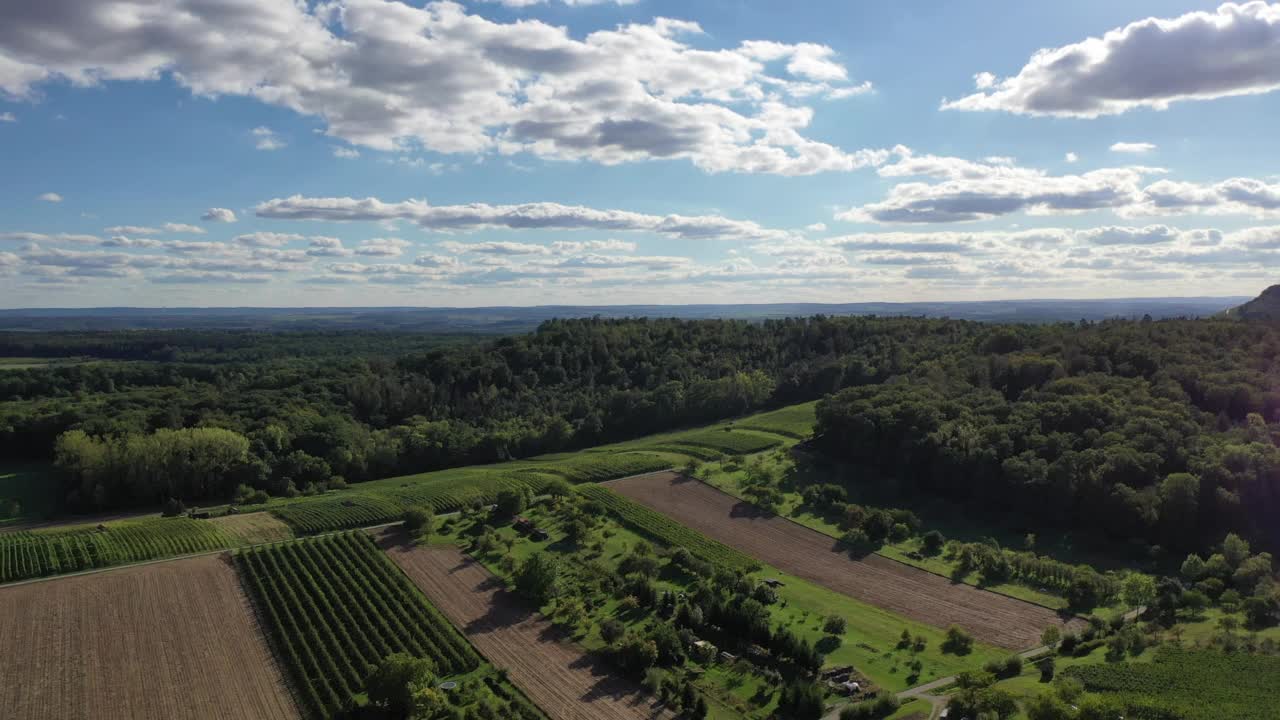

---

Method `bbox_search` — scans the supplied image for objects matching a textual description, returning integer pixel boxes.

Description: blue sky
[2,0,1279,307]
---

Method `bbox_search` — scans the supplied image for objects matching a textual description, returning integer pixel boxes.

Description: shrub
[922,530,946,555]
[823,615,847,635]
[942,625,974,655]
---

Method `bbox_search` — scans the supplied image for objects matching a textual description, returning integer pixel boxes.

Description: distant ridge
[0,297,1249,332]
[1228,285,1280,321]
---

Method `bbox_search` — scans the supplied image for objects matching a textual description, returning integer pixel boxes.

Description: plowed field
[0,554,298,720]
[605,472,1080,650]
[381,539,669,720]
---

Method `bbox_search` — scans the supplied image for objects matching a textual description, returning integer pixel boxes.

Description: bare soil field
[605,472,1080,650]
[380,537,669,720]
[0,554,298,720]
[211,511,293,544]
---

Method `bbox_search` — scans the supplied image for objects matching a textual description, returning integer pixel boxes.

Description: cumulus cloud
[1130,177,1280,216]
[38,192,62,203]
[0,0,881,175]
[1110,142,1157,154]
[234,231,305,248]
[104,223,205,235]
[251,126,285,151]
[201,208,237,223]
[256,195,793,241]
[306,236,353,257]
[0,231,99,244]
[1065,152,1079,163]
[840,164,1157,223]
[0,111,14,122]
[943,2,1280,117]
[355,237,410,257]
[333,147,360,159]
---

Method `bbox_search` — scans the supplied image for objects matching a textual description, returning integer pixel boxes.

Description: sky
[2,0,1280,308]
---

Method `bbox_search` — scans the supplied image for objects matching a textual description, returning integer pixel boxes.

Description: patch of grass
[729,402,818,439]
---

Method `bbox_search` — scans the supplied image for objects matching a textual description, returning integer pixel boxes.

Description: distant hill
[0,297,1249,333]
[1228,285,1280,321]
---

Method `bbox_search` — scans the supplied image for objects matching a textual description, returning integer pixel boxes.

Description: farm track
[0,554,299,720]
[605,472,1082,650]
[379,537,671,720]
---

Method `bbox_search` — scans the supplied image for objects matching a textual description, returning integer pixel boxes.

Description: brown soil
[606,472,1081,650]
[0,554,298,720]
[380,537,670,720]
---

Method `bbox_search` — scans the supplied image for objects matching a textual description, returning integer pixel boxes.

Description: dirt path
[380,537,670,720]
[0,553,298,720]
[605,472,1081,650]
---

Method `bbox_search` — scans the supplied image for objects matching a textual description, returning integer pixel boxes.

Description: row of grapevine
[730,402,818,439]
[635,444,726,461]
[0,518,232,583]
[270,473,543,535]
[235,532,480,719]
[514,452,671,483]
[576,484,757,572]
[670,429,782,455]
[1065,647,1280,720]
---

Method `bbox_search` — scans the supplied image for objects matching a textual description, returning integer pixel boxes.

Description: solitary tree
[402,507,434,540]
[1040,625,1061,650]
[365,653,437,717]
[514,552,559,606]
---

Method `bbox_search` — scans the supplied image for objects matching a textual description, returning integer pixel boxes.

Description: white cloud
[251,126,285,151]
[1110,142,1157,154]
[38,192,62,203]
[485,0,639,6]
[306,236,354,257]
[805,222,827,233]
[943,2,1280,117]
[0,231,99,244]
[333,147,360,159]
[841,161,1158,223]
[1065,152,1079,164]
[256,195,794,241]
[234,231,305,248]
[0,111,13,122]
[201,208,238,223]
[356,237,411,257]
[0,0,880,175]
[104,223,205,235]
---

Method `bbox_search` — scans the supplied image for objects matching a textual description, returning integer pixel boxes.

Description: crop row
[730,402,818,439]
[670,429,782,455]
[634,444,726,461]
[0,518,232,583]
[514,452,671,483]
[270,474,540,535]
[1065,647,1280,720]
[576,484,757,572]
[235,532,480,719]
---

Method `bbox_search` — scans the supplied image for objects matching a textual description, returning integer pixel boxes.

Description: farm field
[1064,646,1280,720]
[382,539,671,720]
[0,516,234,583]
[0,554,298,720]
[210,511,294,544]
[235,532,494,720]
[605,472,1080,650]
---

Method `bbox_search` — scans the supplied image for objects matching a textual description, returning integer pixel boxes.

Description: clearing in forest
[0,553,298,720]
[381,539,670,720]
[605,472,1079,650]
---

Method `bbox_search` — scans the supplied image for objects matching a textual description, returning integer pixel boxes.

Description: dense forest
[814,319,1280,553]
[3,317,1280,558]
